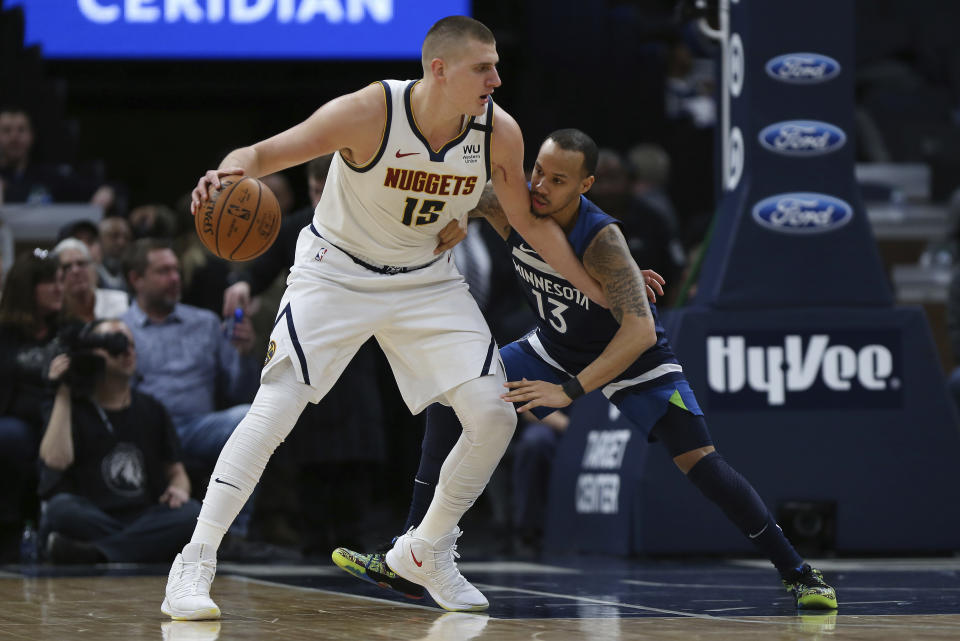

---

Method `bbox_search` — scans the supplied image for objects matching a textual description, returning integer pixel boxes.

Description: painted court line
[476,583,745,619]
[621,578,960,593]
[732,558,960,572]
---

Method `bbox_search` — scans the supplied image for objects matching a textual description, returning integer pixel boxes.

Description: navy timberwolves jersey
[508,196,684,390]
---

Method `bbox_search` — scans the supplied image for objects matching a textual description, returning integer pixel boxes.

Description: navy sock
[686,452,803,578]
[401,403,462,533]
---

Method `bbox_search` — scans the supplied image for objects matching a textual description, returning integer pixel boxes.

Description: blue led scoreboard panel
[8,0,469,59]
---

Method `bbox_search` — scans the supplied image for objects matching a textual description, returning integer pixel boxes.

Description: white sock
[190,361,313,550]
[416,374,516,542]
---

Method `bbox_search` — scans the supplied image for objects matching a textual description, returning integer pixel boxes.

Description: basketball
[194,174,282,261]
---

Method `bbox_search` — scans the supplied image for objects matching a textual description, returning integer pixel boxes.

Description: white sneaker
[385,527,488,612]
[161,542,221,620]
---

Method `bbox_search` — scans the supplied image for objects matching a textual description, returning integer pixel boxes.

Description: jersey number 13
[531,290,569,333]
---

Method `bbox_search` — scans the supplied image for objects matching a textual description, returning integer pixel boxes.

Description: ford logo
[752,193,853,234]
[758,120,846,156]
[765,53,841,84]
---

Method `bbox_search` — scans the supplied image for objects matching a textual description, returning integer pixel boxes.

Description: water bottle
[20,521,39,565]
[223,307,244,339]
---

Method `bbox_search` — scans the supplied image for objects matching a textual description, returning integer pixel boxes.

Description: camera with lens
[56,323,130,396]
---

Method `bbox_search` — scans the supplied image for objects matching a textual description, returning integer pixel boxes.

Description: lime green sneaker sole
[797,591,838,610]
[331,547,424,599]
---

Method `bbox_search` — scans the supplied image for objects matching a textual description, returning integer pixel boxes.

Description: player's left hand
[434,218,467,254]
[159,485,190,509]
[641,269,665,303]
[230,316,256,355]
[502,377,572,413]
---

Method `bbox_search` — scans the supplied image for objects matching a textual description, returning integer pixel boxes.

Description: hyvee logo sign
[706,330,901,410]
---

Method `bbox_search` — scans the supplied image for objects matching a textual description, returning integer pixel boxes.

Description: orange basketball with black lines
[195,175,281,261]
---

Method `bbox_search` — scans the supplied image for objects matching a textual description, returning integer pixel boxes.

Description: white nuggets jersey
[313,79,493,267]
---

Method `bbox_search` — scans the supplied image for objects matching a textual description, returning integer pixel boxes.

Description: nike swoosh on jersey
[517,243,538,255]
[395,150,420,158]
[214,477,241,490]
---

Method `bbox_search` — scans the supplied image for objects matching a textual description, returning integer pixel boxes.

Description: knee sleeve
[653,405,713,458]
[446,374,517,447]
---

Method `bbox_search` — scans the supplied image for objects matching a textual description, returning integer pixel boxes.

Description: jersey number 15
[401,198,445,226]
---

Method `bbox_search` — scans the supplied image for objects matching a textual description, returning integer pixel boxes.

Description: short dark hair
[545,129,599,178]
[56,219,100,244]
[422,16,495,68]
[0,105,31,122]
[0,250,59,333]
[123,237,174,283]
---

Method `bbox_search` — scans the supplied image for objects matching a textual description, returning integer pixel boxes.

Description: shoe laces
[425,531,469,592]
[182,557,217,595]
[790,564,831,593]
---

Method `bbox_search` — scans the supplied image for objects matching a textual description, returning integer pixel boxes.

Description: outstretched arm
[470,182,666,303]
[191,83,387,213]
[490,108,607,307]
[503,225,656,412]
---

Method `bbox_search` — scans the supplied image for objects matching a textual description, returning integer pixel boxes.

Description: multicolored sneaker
[783,564,838,610]
[331,546,425,599]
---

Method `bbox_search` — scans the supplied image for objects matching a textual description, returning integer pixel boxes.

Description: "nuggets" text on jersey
[383,168,478,196]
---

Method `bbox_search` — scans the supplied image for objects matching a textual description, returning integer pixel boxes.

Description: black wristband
[561,376,585,401]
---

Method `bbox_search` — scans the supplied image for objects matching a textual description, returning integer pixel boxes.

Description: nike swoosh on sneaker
[411,550,423,567]
[214,478,241,490]
[396,150,419,158]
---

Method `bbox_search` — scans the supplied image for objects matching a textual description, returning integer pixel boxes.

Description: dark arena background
[3,1,960,639]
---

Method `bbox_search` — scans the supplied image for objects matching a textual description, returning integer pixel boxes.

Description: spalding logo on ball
[195,175,282,261]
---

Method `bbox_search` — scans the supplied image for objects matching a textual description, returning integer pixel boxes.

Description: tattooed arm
[468,182,513,240]
[501,223,658,412]
[572,224,657,394]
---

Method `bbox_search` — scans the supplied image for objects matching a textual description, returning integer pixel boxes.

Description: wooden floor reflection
[2,571,960,640]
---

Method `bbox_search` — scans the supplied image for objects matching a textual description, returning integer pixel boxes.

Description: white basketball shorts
[261,224,503,414]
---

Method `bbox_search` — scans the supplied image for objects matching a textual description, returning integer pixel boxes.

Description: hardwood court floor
[2,557,960,640]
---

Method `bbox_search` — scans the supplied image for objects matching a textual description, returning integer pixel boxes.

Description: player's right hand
[641,269,666,303]
[222,281,251,317]
[190,167,245,215]
[434,218,467,254]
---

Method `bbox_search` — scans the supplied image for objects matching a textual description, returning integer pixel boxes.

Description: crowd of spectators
[1,98,683,564]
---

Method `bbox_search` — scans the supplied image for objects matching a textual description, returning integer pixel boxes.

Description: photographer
[38,319,200,564]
